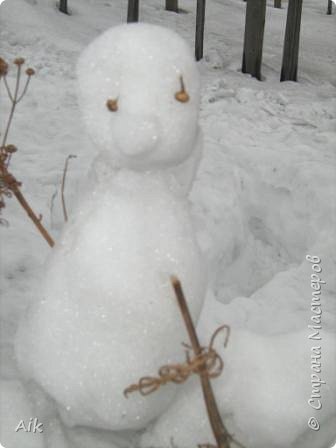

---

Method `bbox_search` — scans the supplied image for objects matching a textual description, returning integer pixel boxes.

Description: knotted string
[124,324,230,398]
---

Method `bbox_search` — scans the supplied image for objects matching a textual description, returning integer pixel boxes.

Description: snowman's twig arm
[123,277,244,447]
[170,276,231,448]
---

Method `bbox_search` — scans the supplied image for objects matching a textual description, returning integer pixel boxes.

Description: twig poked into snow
[124,276,245,448]
[61,154,77,223]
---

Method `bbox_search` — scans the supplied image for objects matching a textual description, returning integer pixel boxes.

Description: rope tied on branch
[124,324,230,398]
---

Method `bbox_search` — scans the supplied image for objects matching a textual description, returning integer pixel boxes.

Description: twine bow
[124,324,230,398]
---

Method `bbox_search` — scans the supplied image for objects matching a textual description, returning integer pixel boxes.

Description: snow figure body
[16,24,206,431]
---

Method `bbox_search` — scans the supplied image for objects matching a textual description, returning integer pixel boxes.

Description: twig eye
[175,76,190,103]
[106,98,118,112]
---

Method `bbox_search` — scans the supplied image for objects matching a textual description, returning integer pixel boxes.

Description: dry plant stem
[2,65,22,151]
[2,65,32,167]
[16,76,32,104]
[170,276,231,448]
[1,162,55,247]
[0,59,54,246]
[3,77,14,102]
[61,154,76,222]
[13,184,55,248]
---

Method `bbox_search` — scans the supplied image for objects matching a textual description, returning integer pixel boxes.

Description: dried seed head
[5,144,18,154]
[0,58,9,76]
[106,98,118,112]
[25,67,35,76]
[14,57,25,66]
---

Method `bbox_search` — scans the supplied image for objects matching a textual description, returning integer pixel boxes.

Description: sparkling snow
[0,0,335,447]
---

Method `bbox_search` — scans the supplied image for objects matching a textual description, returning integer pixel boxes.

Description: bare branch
[170,275,232,448]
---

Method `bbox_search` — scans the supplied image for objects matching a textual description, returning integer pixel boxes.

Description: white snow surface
[0,379,45,448]
[15,171,207,431]
[0,0,336,448]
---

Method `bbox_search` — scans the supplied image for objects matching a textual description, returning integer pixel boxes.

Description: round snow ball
[77,23,201,170]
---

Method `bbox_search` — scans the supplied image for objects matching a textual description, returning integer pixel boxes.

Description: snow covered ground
[0,0,335,447]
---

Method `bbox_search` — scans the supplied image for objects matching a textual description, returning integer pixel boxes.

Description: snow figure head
[77,23,200,170]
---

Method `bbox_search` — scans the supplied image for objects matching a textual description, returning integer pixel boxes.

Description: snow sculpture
[15,24,206,431]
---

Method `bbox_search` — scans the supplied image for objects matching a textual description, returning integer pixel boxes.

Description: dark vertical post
[327,0,332,14]
[280,0,303,81]
[166,0,178,12]
[195,0,206,61]
[127,0,139,23]
[242,0,267,81]
[274,0,281,8]
[59,0,68,14]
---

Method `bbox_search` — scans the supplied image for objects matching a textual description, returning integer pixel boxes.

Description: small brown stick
[171,275,231,448]
[61,154,76,222]
[0,163,55,247]
[12,180,55,248]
